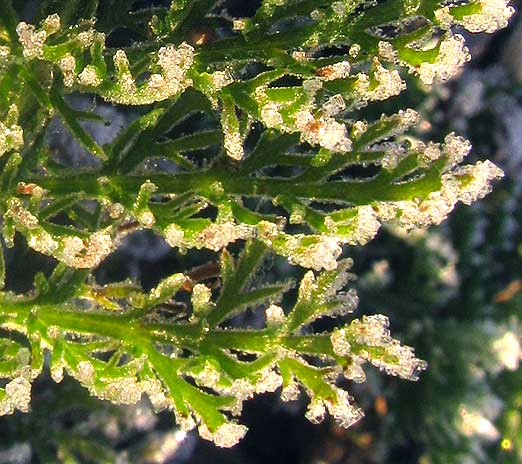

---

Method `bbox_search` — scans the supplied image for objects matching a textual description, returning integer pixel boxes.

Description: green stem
[25,163,441,205]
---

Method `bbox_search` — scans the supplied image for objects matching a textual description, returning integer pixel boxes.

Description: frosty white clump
[281,380,301,402]
[375,156,503,229]
[280,234,342,271]
[163,223,185,248]
[0,120,24,157]
[265,304,286,327]
[222,123,244,160]
[0,378,32,415]
[436,0,515,33]
[356,61,406,102]
[331,328,352,356]
[417,34,470,86]
[346,314,428,380]
[459,0,515,32]
[295,110,352,153]
[315,61,351,81]
[335,205,381,245]
[198,423,248,448]
[78,65,102,87]
[305,389,363,428]
[378,41,397,62]
[191,284,213,315]
[458,397,503,441]
[58,231,113,268]
[16,22,48,59]
[106,43,195,105]
[58,54,76,87]
[194,222,253,251]
[327,389,364,428]
[97,378,147,405]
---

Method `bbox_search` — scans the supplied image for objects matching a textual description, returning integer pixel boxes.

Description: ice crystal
[437,0,515,33]
[356,61,405,101]
[194,222,253,251]
[295,110,352,153]
[0,121,23,157]
[282,234,342,271]
[305,398,327,424]
[198,423,248,448]
[0,378,32,415]
[331,328,352,356]
[315,61,351,81]
[191,284,213,314]
[59,231,113,268]
[78,65,102,87]
[59,54,76,87]
[326,389,364,428]
[281,381,300,402]
[417,34,470,86]
[163,223,185,248]
[265,304,286,327]
[16,22,47,59]
[349,315,428,380]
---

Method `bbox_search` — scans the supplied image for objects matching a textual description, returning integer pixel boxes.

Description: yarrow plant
[0,0,514,449]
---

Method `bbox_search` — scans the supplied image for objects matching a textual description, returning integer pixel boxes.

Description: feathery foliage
[0,0,514,449]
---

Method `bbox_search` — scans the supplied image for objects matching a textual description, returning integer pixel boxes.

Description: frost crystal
[260,102,284,128]
[305,398,327,424]
[417,34,470,86]
[163,223,185,248]
[453,160,504,205]
[326,389,364,428]
[281,381,300,402]
[349,43,361,58]
[349,315,428,380]
[211,70,234,91]
[295,110,352,153]
[351,205,381,245]
[192,284,212,314]
[323,94,346,117]
[460,0,514,33]
[0,378,32,415]
[282,234,342,271]
[331,328,352,356]
[315,61,351,81]
[78,65,102,87]
[492,330,521,371]
[343,362,367,383]
[443,132,472,167]
[223,127,244,160]
[265,304,286,327]
[255,368,283,393]
[199,423,248,448]
[59,54,77,87]
[437,0,515,33]
[59,231,113,268]
[16,22,47,59]
[76,360,95,384]
[107,43,195,104]
[6,198,39,229]
[459,405,500,440]
[378,41,397,61]
[0,121,24,157]
[99,378,145,405]
[356,61,405,102]
[195,222,253,251]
